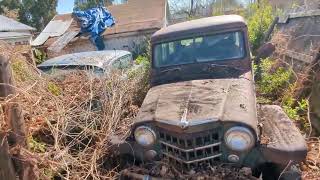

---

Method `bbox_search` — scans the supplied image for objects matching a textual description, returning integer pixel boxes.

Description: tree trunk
[190,0,194,17]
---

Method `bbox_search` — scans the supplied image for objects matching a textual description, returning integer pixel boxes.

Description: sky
[57,0,75,14]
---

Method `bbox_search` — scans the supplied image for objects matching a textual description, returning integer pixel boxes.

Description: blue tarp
[73,7,115,50]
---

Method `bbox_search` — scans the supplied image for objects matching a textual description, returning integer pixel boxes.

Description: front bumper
[118,125,260,170]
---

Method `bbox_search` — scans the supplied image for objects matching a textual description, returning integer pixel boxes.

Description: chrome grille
[159,128,222,169]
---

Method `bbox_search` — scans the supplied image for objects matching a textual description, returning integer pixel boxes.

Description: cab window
[154,31,245,68]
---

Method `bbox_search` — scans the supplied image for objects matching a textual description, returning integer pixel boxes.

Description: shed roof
[0,15,35,32]
[0,32,32,40]
[104,0,166,35]
[33,0,166,47]
[151,15,246,43]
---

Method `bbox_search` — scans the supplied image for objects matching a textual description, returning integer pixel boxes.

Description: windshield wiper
[160,67,182,74]
[209,63,243,71]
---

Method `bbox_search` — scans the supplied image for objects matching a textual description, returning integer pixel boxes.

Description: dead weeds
[0,41,148,179]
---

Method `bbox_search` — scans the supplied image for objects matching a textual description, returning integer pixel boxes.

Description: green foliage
[281,83,309,121]
[28,136,46,153]
[135,55,150,67]
[34,49,47,65]
[0,0,20,14]
[0,0,57,30]
[41,168,54,179]
[128,54,150,81]
[12,60,33,82]
[133,40,151,68]
[282,96,309,129]
[48,82,61,96]
[282,96,299,120]
[19,0,57,30]
[246,0,274,51]
[257,58,293,98]
[256,58,309,129]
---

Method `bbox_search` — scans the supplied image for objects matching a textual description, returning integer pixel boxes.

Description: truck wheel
[261,163,279,180]
[262,163,301,180]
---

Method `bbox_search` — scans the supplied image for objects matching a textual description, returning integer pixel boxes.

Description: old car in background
[37,50,133,76]
[118,15,307,179]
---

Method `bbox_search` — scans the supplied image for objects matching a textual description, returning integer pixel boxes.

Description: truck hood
[135,79,258,131]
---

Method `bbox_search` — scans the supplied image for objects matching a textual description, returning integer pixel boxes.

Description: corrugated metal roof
[0,32,31,39]
[48,31,79,53]
[0,15,35,32]
[37,50,131,68]
[31,19,74,46]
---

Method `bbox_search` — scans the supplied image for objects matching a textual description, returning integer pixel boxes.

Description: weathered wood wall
[272,10,320,133]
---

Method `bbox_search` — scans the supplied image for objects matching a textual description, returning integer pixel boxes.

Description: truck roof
[151,15,247,44]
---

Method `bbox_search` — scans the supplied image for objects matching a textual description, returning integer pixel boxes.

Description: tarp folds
[73,7,115,50]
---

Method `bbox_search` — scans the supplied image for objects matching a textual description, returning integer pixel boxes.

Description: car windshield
[38,65,105,75]
[154,31,245,68]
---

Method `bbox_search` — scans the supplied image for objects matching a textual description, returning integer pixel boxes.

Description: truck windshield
[154,31,245,68]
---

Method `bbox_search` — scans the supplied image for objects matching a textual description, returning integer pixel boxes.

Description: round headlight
[134,126,156,147]
[224,127,255,152]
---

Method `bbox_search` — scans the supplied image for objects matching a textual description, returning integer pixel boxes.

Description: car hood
[135,78,258,131]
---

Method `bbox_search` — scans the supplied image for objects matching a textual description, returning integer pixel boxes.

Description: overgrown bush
[245,0,274,51]
[257,58,293,99]
[34,48,47,65]
[12,60,35,82]
[47,82,61,96]
[256,58,310,130]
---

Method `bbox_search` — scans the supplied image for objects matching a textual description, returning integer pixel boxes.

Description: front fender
[258,105,307,165]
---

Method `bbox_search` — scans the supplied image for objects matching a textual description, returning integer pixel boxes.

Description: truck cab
[119,15,307,179]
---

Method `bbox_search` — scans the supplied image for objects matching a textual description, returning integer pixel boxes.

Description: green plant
[34,48,47,65]
[257,58,293,98]
[282,97,308,123]
[282,96,299,120]
[47,82,61,96]
[246,0,274,51]
[135,55,150,66]
[28,136,46,153]
[41,168,54,179]
[256,57,310,129]
[129,42,151,80]
[12,60,33,82]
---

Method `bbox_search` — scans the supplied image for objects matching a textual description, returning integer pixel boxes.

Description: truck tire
[262,163,301,180]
